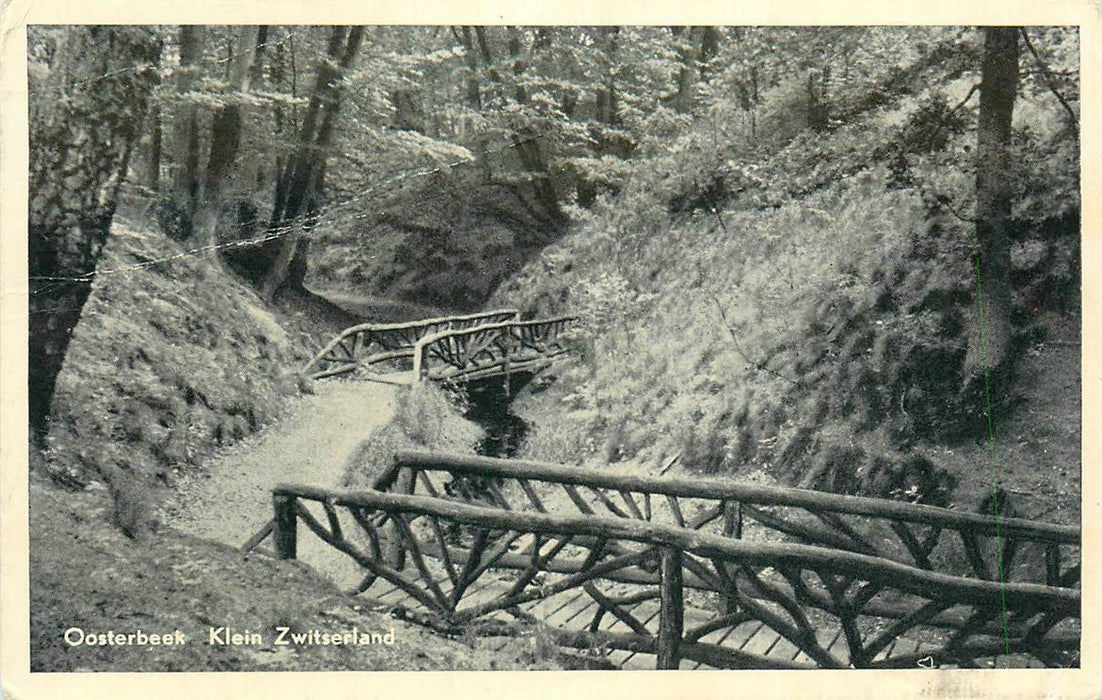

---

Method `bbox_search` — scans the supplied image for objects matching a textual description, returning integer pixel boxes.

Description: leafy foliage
[31,24,1080,508]
[491,27,1079,504]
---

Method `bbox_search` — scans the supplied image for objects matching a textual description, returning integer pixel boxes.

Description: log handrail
[384,451,1080,545]
[270,484,1078,613]
[302,308,520,378]
[260,483,1080,669]
[412,316,576,381]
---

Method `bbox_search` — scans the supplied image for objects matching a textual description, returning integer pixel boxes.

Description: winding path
[165,380,398,586]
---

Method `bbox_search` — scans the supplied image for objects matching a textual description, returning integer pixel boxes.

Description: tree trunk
[147,104,163,190]
[671,27,695,114]
[457,26,483,110]
[965,27,1019,377]
[507,26,527,104]
[697,26,720,82]
[172,25,204,237]
[145,35,165,190]
[807,69,829,131]
[506,27,560,217]
[581,27,622,207]
[594,27,621,126]
[267,30,292,234]
[28,27,161,443]
[455,26,492,179]
[750,65,760,141]
[259,26,364,301]
[476,26,562,223]
[192,26,263,261]
[474,26,503,85]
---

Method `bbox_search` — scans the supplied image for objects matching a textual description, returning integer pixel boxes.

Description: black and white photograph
[2,2,1097,698]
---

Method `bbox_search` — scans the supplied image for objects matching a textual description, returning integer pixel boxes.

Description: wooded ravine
[23,24,1080,674]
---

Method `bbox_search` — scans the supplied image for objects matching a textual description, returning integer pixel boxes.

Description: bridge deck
[356,358,558,388]
[355,563,1045,669]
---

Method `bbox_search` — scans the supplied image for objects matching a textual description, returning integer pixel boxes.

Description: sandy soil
[163,380,398,589]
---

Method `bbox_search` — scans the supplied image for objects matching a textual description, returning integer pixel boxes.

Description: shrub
[340,382,483,489]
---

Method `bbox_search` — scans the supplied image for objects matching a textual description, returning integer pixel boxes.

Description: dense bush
[340,381,482,489]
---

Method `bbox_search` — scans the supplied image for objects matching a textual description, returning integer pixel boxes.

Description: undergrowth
[309,172,558,312]
[340,381,483,489]
[42,221,312,526]
[492,36,1079,506]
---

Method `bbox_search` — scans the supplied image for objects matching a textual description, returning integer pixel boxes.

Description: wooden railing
[301,309,520,379]
[245,452,1080,670]
[412,316,575,383]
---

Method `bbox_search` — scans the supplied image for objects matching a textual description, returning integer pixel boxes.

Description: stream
[463,382,530,458]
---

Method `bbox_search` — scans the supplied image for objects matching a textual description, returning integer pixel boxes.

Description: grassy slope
[934,314,1081,525]
[29,475,562,672]
[490,40,1080,520]
[46,220,310,495]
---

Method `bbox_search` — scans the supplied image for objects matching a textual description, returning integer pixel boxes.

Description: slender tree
[475,26,563,223]
[260,26,365,301]
[454,26,492,178]
[697,26,720,82]
[455,26,483,110]
[144,35,166,191]
[192,25,264,260]
[594,26,621,126]
[28,27,161,442]
[170,25,205,238]
[965,26,1020,376]
[671,27,695,114]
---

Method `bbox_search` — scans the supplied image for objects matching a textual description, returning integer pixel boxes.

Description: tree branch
[711,204,728,234]
[950,83,980,114]
[712,297,799,386]
[1018,28,1079,136]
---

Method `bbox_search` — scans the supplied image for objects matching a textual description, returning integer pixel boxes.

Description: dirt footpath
[30,379,565,672]
[164,380,397,587]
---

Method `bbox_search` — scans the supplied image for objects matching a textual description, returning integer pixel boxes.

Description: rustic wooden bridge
[302,309,575,388]
[243,451,1080,670]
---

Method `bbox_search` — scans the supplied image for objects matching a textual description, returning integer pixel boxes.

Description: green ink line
[973,254,1011,656]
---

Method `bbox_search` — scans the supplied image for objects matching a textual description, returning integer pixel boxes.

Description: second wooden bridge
[302,308,575,388]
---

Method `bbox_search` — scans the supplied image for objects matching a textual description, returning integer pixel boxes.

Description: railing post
[720,500,743,612]
[658,547,684,670]
[723,499,743,539]
[502,331,512,397]
[273,492,298,560]
[384,467,415,570]
[412,342,426,382]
